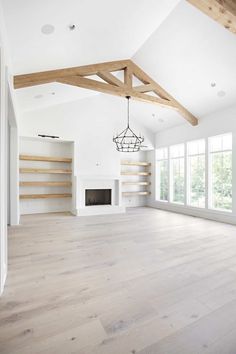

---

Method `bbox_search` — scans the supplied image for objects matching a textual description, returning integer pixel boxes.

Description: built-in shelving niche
[19,136,74,215]
[120,160,151,199]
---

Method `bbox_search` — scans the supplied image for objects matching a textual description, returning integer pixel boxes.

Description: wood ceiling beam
[124,66,133,89]
[96,71,124,87]
[131,62,198,126]
[57,75,177,109]
[134,83,155,93]
[14,59,131,89]
[13,59,198,126]
[15,78,58,89]
[186,0,236,34]
[131,62,171,99]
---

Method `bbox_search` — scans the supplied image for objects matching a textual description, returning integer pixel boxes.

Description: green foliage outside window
[172,158,184,204]
[156,134,232,211]
[160,160,168,201]
[189,155,205,208]
[212,151,232,211]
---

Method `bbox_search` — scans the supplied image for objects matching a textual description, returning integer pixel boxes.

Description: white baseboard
[0,264,7,296]
[148,200,236,225]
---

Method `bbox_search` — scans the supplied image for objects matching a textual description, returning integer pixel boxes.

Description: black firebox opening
[85,189,112,206]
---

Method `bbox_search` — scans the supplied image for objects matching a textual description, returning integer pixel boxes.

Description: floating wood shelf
[122,191,151,196]
[121,172,151,176]
[122,181,151,186]
[20,168,72,174]
[19,155,72,163]
[121,159,151,198]
[121,161,151,166]
[20,181,72,187]
[20,193,72,199]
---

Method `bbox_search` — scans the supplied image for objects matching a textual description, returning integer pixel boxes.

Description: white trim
[148,201,236,225]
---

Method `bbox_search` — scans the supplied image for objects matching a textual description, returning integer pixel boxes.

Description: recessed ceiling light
[34,94,43,99]
[41,24,55,35]
[51,92,55,95]
[69,24,76,31]
[211,82,216,88]
[217,90,226,97]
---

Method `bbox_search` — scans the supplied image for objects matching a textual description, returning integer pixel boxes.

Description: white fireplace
[74,176,125,216]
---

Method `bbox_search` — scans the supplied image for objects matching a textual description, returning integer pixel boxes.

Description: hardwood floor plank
[1,207,236,353]
[137,299,236,354]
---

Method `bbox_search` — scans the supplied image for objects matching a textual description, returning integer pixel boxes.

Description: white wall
[19,94,155,208]
[0,40,8,296]
[0,4,11,294]
[147,105,236,224]
[8,88,19,225]
[0,0,19,294]
[132,0,236,120]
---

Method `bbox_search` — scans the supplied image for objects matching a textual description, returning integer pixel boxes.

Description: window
[155,133,233,213]
[187,139,205,208]
[209,133,232,211]
[156,147,168,201]
[170,144,185,204]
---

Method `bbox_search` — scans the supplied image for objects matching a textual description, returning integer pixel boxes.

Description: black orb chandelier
[113,96,144,152]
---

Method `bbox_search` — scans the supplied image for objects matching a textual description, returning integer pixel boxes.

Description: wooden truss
[187,0,236,34]
[14,59,198,126]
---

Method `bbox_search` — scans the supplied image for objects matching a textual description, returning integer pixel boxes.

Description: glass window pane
[156,147,168,160]
[211,151,232,211]
[156,148,168,201]
[159,160,168,201]
[170,144,184,158]
[189,155,205,207]
[171,157,184,204]
[209,133,232,153]
[198,139,205,154]
[209,133,232,211]
[187,139,206,208]
[188,139,205,155]
[188,140,198,155]
[210,135,222,153]
[222,133,232,151]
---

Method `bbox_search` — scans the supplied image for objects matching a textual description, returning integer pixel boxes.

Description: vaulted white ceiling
[2,0,236,133]
[133,1,236,123]
[2,0,180,74]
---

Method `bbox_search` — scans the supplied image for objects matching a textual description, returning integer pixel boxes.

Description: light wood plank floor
[1,207,236,354]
